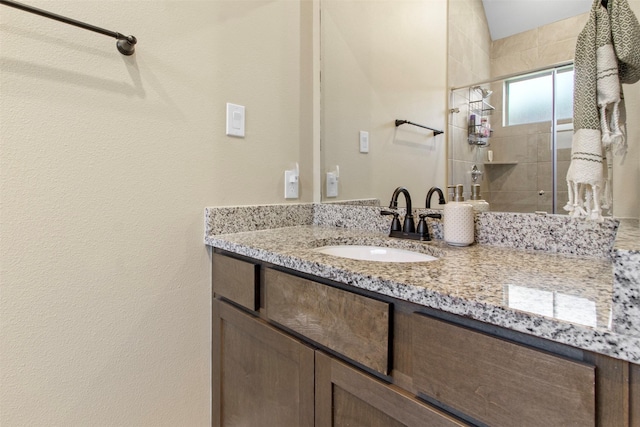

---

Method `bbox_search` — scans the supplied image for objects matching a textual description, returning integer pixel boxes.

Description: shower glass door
[502,64,574,214]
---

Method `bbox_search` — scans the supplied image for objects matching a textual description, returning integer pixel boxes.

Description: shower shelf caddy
[467,97,495,146]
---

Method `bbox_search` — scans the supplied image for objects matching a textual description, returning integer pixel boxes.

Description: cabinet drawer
[265,268,391,375]
[212,253,259,311]
[412,313,595,427]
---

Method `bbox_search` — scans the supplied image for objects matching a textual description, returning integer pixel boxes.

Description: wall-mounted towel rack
[0,0,137,55]
[395,120,443,136]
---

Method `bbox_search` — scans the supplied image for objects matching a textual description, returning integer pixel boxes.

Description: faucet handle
[417,215,428,236]
[381,210,402,232]
[416,213,442,241]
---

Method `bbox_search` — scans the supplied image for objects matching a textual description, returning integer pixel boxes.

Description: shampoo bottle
[468,184,490,212]
[443,184,475,246]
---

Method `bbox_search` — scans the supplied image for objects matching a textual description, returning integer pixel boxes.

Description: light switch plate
[359,130,369,153]
[226,103,245,137]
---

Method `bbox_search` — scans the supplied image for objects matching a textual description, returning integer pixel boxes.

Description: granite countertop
[206,224,640,364]
[615,219,640,251]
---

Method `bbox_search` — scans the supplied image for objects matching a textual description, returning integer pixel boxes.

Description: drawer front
[212,253,259,311]
[412,313,595,427]
[265,268,391,375]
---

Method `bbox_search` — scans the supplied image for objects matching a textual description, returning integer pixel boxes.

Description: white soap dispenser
[444,184,475,246]
[468,184,490,212]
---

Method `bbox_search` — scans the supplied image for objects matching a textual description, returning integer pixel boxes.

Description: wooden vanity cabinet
[212,252,259,311]
[412,313,595,426]
[315,351,466,426]
[212,251,639,427]
[212,299,314,427]
[265,268,391,375]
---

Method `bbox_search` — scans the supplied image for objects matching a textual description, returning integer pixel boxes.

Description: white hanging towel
[566,0,640,221]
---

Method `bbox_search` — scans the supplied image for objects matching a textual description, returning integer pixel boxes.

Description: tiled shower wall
[448,10,588,212]
[447,0,491,200]
[484,82,572,213]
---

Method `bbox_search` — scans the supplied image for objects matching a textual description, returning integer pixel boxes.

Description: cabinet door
[212,299,314,427]
[315,351,468,427]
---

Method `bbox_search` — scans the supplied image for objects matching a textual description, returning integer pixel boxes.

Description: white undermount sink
[312,245,438,263]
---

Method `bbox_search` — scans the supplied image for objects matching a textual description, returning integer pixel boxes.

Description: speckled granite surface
[204,203,313,235]
[474,212,619,258]
[615,219,640,251]
[204,203,639,363]
[206,203,619,256]
[612,219,640,338]
[205,225,639,363]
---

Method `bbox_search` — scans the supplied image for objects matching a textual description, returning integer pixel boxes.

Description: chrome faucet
[388,186,415,233]
[426,186,446,208]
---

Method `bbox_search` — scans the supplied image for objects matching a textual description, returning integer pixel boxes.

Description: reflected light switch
[359,130,369,153]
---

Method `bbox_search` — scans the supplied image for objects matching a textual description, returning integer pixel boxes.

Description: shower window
[504,66,574,126]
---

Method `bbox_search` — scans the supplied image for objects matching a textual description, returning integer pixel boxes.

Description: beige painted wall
[619,2,640,221]
[616,69,640,220]
[321,0,448,204]
[0,0,313,425]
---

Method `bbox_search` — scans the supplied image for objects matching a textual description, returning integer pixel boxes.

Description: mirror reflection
[449,64,576,214]
[320,0,447,206]
[320,0,639,219]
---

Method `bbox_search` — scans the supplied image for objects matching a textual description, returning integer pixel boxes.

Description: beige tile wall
[483,13,586,213]
[491,13,588,77]
[448,0,491,200]
[448,0,492,88]
[450,4,639,218]
[448,7,588,212]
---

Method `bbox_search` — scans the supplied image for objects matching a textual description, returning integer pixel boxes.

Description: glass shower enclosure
[448,64,574,214]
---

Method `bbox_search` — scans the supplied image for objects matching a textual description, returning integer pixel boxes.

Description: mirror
[320,0,640,219]
[320,0,447,207]
[449,65,577,214]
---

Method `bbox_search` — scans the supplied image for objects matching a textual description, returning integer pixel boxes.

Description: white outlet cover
[226,103,245,137]
[284,170,299,199]
[326,172,338,197]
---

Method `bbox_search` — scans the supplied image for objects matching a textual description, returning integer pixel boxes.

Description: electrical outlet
[326,172,338,197]
[284,170,299,199]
